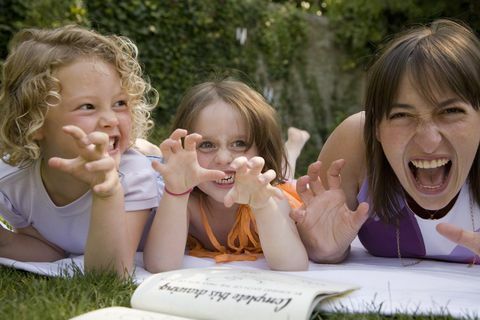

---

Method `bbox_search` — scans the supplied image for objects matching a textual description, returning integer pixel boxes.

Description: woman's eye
[441,107,465,115]
[388,112,409,120]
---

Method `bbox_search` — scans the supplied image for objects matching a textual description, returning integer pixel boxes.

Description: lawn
[0,266,461,320]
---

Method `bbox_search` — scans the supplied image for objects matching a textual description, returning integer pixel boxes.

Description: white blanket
[0,242,478,318]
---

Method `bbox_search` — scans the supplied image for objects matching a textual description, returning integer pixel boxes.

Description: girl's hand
[48,125,119,197]
[290,160,369,263]
[224,156,284,209]
[437,223,480,256]
[151,129,225,194]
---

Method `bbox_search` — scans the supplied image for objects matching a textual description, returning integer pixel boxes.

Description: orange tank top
[186,182,302,263]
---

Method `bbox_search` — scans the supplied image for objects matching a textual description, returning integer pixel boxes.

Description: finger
[267,184,284,201]
[48,157,79,174]
[259,169,276,185]
[85,157,116,172]
[87,131,110,155]
[437,223,480,255]
[184,133,202,151]
[170,140,183,154]
[92,172,119,195]
[289,208,306,225]
[296,175,313,203]
[170,128,188,141]
[224,188,239,208]
[231,157,248,175]
[307,161,325,195]
[352,202,370,230]
[151,159,166,174]
[159,139,175,159]
[247,157,265,176]
[62,125,90,148]
[199,168,226,183]
[326,159,345,190]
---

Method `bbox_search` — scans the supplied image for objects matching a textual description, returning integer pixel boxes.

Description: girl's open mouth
[408,158,451,192]
[215,173,235,185]
[108,136,119,154]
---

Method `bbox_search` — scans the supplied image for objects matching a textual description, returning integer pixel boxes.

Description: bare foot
[286,127,310,159]
[284,127,310,180]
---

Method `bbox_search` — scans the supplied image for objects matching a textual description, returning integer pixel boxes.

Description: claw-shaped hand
[151,129,225,194]
[223,156,283,209]
[290,159,369,262]
[48,125,119,197]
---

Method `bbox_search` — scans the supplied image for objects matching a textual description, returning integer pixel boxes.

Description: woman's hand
[151,128,225,194]
[224,156,283,209]
[437,223,480,257]
[290,159,370,263]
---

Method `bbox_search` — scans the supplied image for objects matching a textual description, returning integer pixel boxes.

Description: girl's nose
[98,110,119,128]
[413,120,442,153]
[214,148,233,165]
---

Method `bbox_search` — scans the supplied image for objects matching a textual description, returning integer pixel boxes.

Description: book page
[70,306,194,320]
[131,267,356,320]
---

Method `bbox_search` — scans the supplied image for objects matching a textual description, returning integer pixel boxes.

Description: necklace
[396,197,477,267]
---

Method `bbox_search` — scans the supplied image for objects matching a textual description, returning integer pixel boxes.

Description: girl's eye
[198,141,215,151]
[79,104,94,111]
[231,140,247,151]
[114,100,128,109]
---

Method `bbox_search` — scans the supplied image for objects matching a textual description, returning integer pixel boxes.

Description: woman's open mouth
[408,158,451,193]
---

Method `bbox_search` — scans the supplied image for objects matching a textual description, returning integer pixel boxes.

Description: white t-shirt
[0,149,163,254]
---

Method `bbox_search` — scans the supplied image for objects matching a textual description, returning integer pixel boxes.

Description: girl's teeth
[216,175,234,184]
[108,139,115,150]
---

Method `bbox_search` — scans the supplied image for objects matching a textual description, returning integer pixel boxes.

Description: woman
[291,19,480,265]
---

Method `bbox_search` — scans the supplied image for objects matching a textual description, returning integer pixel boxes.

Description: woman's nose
[413,119,442,153]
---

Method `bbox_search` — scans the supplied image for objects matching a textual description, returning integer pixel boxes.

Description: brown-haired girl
[144,79,308,272]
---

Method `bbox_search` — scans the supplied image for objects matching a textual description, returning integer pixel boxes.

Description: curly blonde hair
[0,25,158,166]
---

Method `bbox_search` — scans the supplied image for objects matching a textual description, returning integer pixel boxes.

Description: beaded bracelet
[164,187,193,197]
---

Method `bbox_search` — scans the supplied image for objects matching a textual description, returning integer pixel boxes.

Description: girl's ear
[32,127,45,140]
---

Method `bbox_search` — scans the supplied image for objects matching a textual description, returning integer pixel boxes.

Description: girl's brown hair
[172,79,287,186]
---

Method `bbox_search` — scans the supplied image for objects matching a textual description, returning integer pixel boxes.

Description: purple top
[357,180,479,264]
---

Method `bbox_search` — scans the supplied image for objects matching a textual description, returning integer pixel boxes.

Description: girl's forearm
[254,199,309,271]
[0,227,66,261]
[143,193,190,273]
[84,185,132,277]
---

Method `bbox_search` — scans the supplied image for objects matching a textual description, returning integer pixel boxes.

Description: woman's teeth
[410,158,449,169]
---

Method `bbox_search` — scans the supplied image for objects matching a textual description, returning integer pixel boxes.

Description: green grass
[0,266,465,320]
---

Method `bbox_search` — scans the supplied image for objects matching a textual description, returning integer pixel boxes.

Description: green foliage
[0,0,88,57]
[322,0,480,69]
[85,0,307,142]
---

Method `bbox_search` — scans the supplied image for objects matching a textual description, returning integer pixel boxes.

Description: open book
[71,267,357,320]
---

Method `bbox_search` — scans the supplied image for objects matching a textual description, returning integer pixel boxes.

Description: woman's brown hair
[364,19,480,223]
